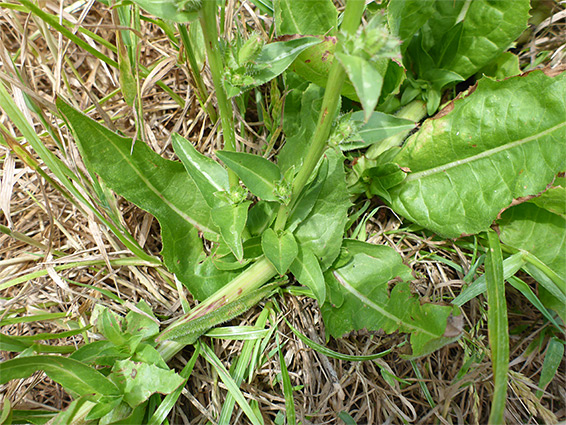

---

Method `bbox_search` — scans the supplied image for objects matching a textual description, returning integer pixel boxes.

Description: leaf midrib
[94,123,217,235]
[405,121,566,182]
[333,271,438,338]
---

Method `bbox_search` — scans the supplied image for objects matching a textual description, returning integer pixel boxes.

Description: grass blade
[200,342,263,425]
[219,306,271,423]
[284,318,395,361]
[277,333,295,424]
[148,345,200,425]
[485,230,509,425]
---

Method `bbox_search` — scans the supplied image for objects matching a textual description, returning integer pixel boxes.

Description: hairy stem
[157,256,276,361]
[274,0,366,231]
[199,2,239,189]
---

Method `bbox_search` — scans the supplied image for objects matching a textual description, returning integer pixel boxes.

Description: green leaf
[498,201,566,321]
[335,53,384,121]
[261,228,298,275]
[98,308,126,347]
[390,0,530,80]
[109,359,184,408]
[246,201,278,236]
[129,0,198,23]
[499,202,566,285]
[125,300,160,341]
[289,246,325,305]
[321,240,456,357]
[294,149,350,271]
[0,355,120,398]
[183,257,242,301]
[171,133,229,208]
[57,100,216,290]
[485,230,509,425]
[200,343,263,425]
[226,37,322,97]
[286,159,328,232]
[279,81,325,173]
[387,0,436,42]
[212,202,251,261]
[339,110,416,151]
[531,177,566,217]
[536,337,565,399]
[478,51,521,80]
[216,151,281,201]
[289,37,359,101]
[70,340,130,366]
[274,0,337,36]
[388,72,566,238]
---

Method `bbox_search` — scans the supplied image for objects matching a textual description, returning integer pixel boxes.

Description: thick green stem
[178,23,218,123]
[199,2,239,189]
[274,0,366,231]
[157,256,276,361]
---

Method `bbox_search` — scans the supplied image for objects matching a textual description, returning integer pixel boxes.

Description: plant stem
[178,23,218,123]
[199,1,239,189]
[157,256,277,362]
[274,0,366,231]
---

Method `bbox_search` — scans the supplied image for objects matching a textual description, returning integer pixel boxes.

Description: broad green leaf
[261,228,298,275]
[212,202,251,261]
[279,81,326,173]
[225,37,321,97]
[499,201,566,321]
[388,72,566,238]
[289,37,360,102]
[321,240,456,357]
[294,149,350,271]
[274,0,337,36]
[57,100,216,291]
[499,203,566,285]
[286,159,328,232]
[531,177,566,217]
[171,133,229,208]
[478,52,521,80]
[246,201,278,236]
[335,53,384,121]
[216,151,281,201]
[253,37,322,83]
[213,237,263,270]
[125,300,160,341]
[289,246,325,305]
[485,230,509,425]
[390,0,530,80]
[109,359,184,408]
[339,110,416,151]
[0,355,120,397]
[387,0,436,42]
[70,340,130,366]
[129,0,198,22]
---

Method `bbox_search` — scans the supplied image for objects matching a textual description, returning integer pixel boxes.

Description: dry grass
[1,1,565,424]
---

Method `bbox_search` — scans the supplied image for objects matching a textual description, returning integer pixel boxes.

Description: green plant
[1,0,564,423]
